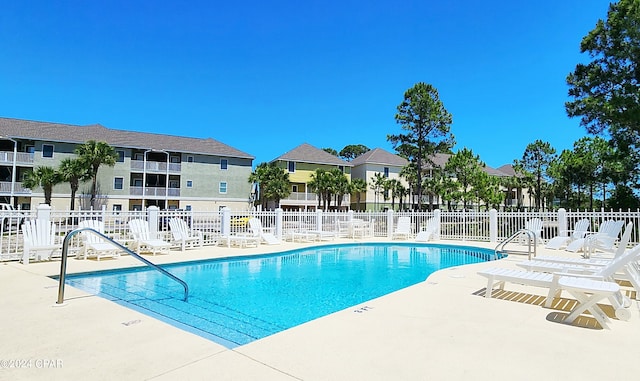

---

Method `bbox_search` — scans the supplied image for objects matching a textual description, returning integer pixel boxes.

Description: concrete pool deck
[1,238,639,380]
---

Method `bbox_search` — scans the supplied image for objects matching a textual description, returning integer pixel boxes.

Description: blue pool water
[63,243,497,348]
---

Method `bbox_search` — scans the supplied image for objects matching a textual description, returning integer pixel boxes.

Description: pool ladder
[56,227,189,304]
[494,229,538,260]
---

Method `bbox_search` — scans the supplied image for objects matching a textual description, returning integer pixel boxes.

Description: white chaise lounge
[545,218,590,250]
[128,219,171,255]
[169,217,203,251]
[477,243,640,328]
[78,219,120,261]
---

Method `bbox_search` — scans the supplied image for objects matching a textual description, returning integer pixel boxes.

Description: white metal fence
[3,205,639,262]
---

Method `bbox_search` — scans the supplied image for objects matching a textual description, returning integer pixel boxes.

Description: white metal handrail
[56,227,189,304]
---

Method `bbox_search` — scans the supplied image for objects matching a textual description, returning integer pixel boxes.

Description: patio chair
[128,219,171,255]
[517,222,640,299]
[392,216,411,240]
[248,218,280,245]
[78,219,120,261]
[477,243,640,328]
[169,217,203,251]
[520,218,543,245]
[565,220,624,254]
[219,219,262,248]
[21,219,62,264]
[545,218,590,250]
[415,217,438,242]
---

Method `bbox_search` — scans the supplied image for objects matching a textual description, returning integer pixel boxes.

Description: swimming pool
[63,243,497,348]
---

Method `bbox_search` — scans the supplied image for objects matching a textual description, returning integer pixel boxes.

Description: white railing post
[147,206,159,238]
[387,209,394,239]
[557,208,567,237]
[434,209,441,240]
[316,209,323,233]
[276,208,283,240]
[489,209,497,243]
[101,204,107,222]
[36,203,52,222]
[221,207,231,237]
[348,210,354,222]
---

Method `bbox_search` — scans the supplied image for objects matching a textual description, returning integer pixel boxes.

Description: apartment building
[350,148,530,211]
[0,117,254,211]
[350,148,409,211]
[270,143,352,210]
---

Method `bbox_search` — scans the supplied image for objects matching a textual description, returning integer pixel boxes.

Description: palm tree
[75,140,117,209]
[58,157,91,211]
[350,178,367,211]
[370,173,387,211]
[309,169,331,210]
[248,162,291,209]
[248,162,271,210]
[329,168,350,210]
[23,166,60,205]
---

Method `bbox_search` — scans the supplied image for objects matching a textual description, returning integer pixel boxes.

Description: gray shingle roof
[351,148,408,166]
[272,143,352,166]
[0,117,254,159]
[497,164,517,176]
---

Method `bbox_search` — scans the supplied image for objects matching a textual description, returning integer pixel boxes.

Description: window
[42,144,54,158]
[384,167,389,178]
[116,150,125,162]
[219,181,227,194]
[220,159,228,170]
[186,180,193,188]
[112,204,122,212]
[133,179,143,187]
[185,205,192,211]
[288,161,295,173]
[170,156,180,163]
[339,165,344,173]
[26,145,35,154]
[187,156,194,163]
[114,177,124,190]
[292,185,298,192]
[133,153,143,160]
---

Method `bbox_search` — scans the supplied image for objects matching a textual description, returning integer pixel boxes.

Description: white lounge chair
[545,218,590,250]
[220,219,262,248]
[565,220,624,253]
[248,218,280,245]
[169,217,203,251]
[520,218,543,245]
[415,217,438,242]
[128,219,171,255]
[78,219,120,261]
[517,222,640,299]
[343,219,370,239]
[477,244,640,328]
[392,216,411,240]
[21,219,61,264]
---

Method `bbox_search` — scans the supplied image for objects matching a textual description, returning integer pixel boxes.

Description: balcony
[129,186,181,197]
[0,181,31,195]
[280,192,350,205]
[0,151,34,165]
[130,160,181,174]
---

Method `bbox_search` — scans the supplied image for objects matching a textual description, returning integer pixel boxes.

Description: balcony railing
[280,192,350,204]
[0,151,34,165]
[130,160,181,173]
[129,186,181,197]
[0,181,31,195]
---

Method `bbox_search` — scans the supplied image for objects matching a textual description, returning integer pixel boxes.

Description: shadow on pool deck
[1,238,639,380]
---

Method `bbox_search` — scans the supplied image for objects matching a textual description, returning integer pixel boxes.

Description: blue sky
[1,1,610,169]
